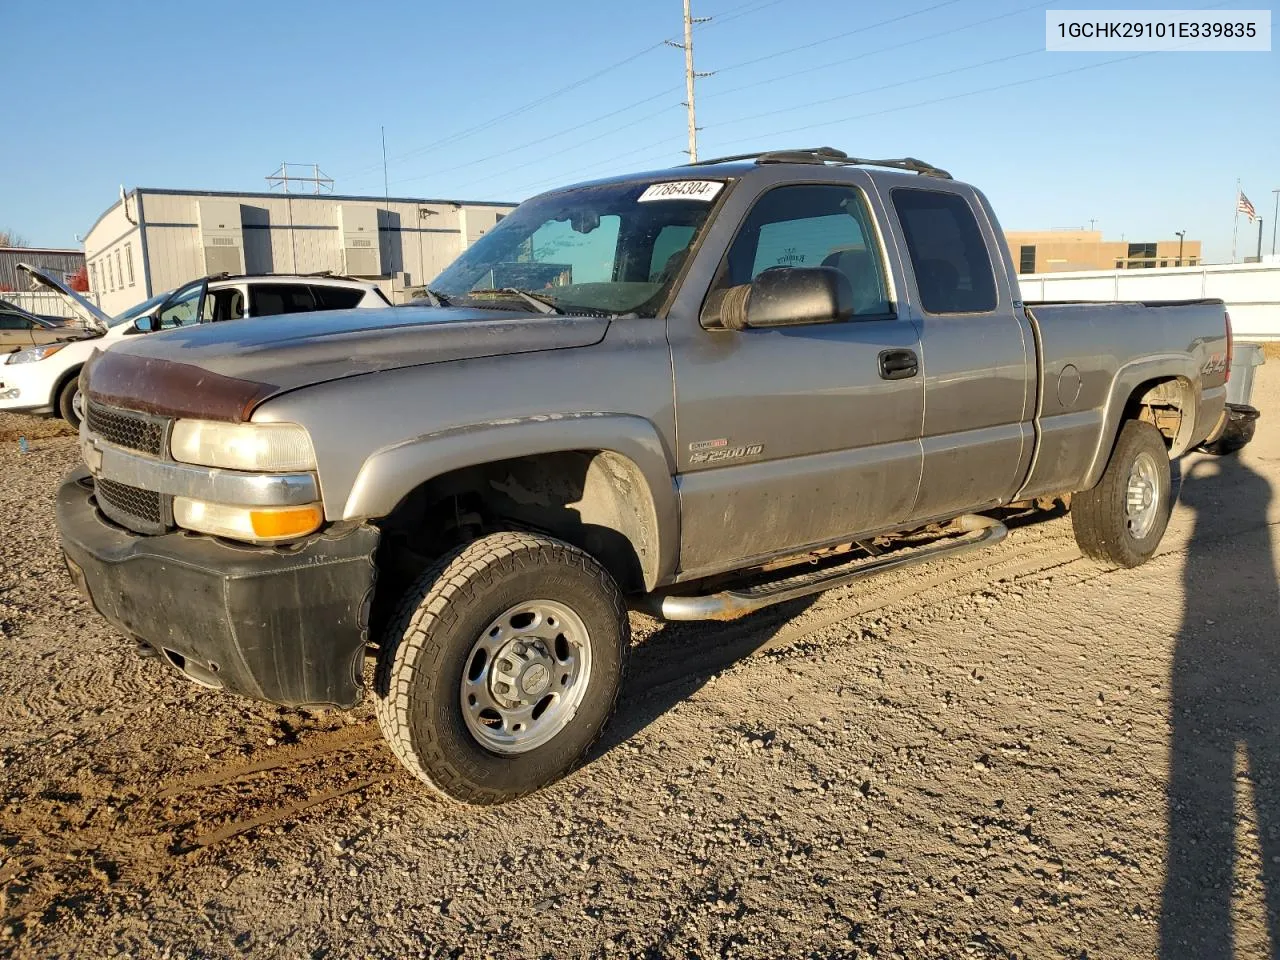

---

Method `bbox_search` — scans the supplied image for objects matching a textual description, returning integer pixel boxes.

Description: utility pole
[1175,230,1185,266]
[1088,218,1097,231]
[667,0,711,161]
[1258,218,1265,262]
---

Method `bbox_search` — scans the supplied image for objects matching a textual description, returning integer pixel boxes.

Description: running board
[648,514,1008,621]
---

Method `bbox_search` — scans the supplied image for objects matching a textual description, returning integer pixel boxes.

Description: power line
[392,91,682,187]
[712,0,968,75]
[339,2,790,186]
[442,102,684,194]
[336,39,670,182]
[701,0,1052,102]
[499,137,688,198]
[711,48,1041,130]
[703,50,1156,153]
[703,0,786,28]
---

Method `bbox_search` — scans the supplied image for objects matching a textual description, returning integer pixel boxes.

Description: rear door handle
[878,348,919,380]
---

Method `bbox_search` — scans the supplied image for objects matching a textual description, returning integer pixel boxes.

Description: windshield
[431,179,727,317]
[109,291,170,327]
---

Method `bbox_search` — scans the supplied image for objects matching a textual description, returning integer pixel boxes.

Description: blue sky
[1,0,1275,261]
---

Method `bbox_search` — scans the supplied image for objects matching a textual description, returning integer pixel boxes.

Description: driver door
[670,181,925,577]
[155,279,208,331]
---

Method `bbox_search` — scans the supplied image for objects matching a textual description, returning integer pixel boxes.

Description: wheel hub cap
[490,639,556,706]
[460,600,592,755]
[1125,450,1162,539]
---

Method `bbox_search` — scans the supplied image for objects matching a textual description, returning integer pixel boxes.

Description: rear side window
[0,314,31,330]
[891,189,996,314]
[311,286,365,310]
[251,284,317,316]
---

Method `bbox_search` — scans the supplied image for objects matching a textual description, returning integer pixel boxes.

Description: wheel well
[51,365,83,419]
[370,450,659,635]
[1123,376,1194,455]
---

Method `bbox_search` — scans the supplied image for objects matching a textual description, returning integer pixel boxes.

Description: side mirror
[133,312,158,334]
[702,266,854,331]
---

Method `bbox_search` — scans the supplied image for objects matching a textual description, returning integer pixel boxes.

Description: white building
[1018,261,1280,341]
[83,188,517,316]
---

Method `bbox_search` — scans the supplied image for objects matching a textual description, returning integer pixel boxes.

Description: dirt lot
[2,361,1278,960]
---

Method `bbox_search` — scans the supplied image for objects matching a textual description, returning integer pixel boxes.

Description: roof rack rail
[688,147,952,179]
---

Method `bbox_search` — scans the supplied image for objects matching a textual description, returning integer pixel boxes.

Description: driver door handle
[878,348,919,380]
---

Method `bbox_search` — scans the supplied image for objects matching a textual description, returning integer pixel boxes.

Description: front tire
[1071,419,1172,567]
[374,532,628,804]
[57,376,84,428]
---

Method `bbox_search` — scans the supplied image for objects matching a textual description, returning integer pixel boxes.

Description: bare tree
[0,230,31,247]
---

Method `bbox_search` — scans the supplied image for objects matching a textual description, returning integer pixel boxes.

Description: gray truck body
[59,154,1229,710]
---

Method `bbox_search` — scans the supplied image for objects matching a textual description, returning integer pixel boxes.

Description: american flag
[1238,191,1257,221]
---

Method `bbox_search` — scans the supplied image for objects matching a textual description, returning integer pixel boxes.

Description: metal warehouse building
[0,246,85,291]
[83,189,517,316]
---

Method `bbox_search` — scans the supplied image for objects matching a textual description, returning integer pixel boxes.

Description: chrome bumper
[82,434,319,507]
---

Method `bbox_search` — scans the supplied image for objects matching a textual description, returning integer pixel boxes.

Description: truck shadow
[595,499,1068,761]
[593,596,818,758]
[1161,454,1280,958]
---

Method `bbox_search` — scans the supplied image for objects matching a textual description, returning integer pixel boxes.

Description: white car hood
[16,262,111,335]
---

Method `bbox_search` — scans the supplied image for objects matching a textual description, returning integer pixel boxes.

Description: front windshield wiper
[466,288,563,315]
[422,288,452,307]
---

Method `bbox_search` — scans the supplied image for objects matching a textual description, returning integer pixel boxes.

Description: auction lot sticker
[638,181,725,202]
[1047,9,1271,50]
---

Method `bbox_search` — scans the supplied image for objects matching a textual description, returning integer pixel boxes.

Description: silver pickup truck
[57,148,1231,803]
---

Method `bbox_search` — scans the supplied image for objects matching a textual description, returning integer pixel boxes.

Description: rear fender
[1083,356,1200,489]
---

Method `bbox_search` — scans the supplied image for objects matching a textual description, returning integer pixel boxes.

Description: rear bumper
[56,466,379,709]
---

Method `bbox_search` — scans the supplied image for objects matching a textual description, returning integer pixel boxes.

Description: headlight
[6,344,66,364]
[174,498,324,542]
[170,420,316,472]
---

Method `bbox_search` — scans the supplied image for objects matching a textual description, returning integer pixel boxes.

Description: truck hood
[84,305,612,421]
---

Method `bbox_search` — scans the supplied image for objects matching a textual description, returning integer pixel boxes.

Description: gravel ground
[2,361,1278,959]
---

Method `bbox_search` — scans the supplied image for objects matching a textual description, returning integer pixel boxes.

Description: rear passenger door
[886,186,1033,522]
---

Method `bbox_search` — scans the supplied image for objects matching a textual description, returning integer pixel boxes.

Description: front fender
[342,412,679,589]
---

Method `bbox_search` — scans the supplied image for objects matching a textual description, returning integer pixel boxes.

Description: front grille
[96,477,168,534]
[85,402,166,456]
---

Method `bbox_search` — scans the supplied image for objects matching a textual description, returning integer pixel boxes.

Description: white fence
[1018,261,1280,341]
[2,290,99,324]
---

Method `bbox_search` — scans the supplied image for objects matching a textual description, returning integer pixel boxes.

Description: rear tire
[373,531,628,804]
[57,376,83,428]
[1071,420,1172,568]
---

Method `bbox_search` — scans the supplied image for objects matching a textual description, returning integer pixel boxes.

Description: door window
[251,284,317,316]
[891,189,997,314]
[715,184,892,317]
[310,286,365,310]
[202,288,245,322]
[157,282,205,329]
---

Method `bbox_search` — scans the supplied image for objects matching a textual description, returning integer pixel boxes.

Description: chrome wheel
[70,389,84,422]
[1125,450,1162,539]
[459,599,592,755]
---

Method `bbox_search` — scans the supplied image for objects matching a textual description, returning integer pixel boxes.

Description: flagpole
[1233,179,1241,263]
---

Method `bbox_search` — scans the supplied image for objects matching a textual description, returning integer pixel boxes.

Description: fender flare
[1082,355,1199,490]
[342,412,679,590]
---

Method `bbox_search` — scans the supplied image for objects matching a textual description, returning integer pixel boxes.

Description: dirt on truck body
[55,148,1230,804]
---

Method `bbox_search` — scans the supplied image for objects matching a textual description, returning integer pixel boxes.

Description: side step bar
[648,514,1008,622]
